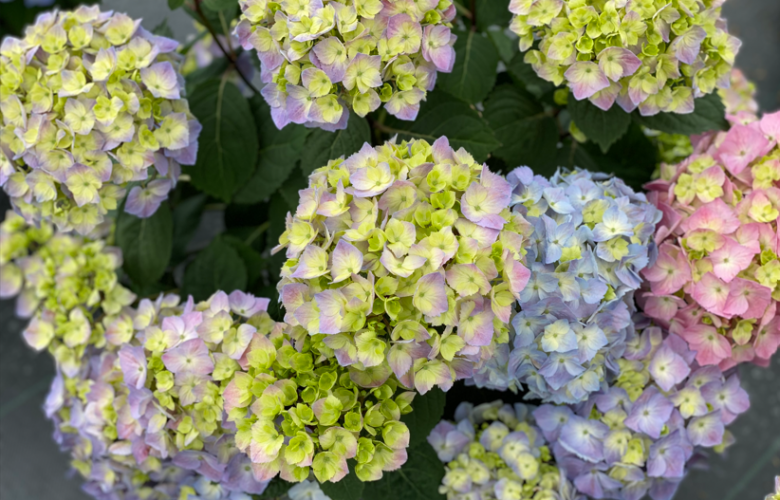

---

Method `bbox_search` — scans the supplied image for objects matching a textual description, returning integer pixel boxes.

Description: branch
[469,0,477,30]
[191,0,260,95]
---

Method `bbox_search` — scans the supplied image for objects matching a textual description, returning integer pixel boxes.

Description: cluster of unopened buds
[473,168,660,404]
[276,137,532,396]
[0,210,135,376]
[0,6,201,234]
[235,0,457,130]
[510,0,741,114]
[641,110,780,369]
[428,400,582,500]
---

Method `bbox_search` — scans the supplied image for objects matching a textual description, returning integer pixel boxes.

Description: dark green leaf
[116,202,173,286]
[382,91,500,162]
[182,237,247,301]
[186,2,239,33]
[171,194,207,264]
[203,0,235,10]
[185,57,230,96]
[188,79,258,202]
[254,477,292,499]
[234,97,311,204]
[486,27,517,64]
[221,235,265,288]
[438,30,499,104]
[278,166,309,209]
[506,51,555,99]
[151,19,174,38]
[401,388,445,447]
[568,94,631,152]
[168,0,185,9]
[300,113,371,175]
[476,0,512,30]
[483,85,558,175]
[557,124,657,190]
[632,93,729,135]
[362,442,445,500]
[320,460,365,500]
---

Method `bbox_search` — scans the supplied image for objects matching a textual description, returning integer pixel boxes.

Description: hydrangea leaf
[633,94,729,135]
[382,91,500,162]
[116,200,173,286]
[171,194,207,265]
[401,387,446,447]
[234,97,311,204]
[476,0,513,30]
[438,30,499,104]
[568,93,632,152]
[221,235,265,289]
[188,78,258,202]
[483,85,558,175]
[300,113,370,175]
[182,237,247,301]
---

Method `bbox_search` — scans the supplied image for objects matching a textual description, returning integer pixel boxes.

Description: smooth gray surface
[0,0,779,499]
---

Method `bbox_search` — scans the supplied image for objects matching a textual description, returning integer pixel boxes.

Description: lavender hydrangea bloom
[549,316,750,500]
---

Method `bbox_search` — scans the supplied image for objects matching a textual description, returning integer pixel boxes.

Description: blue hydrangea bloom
[470,168,661,404]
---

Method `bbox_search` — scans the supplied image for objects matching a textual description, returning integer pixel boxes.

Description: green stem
[191,0,260,95]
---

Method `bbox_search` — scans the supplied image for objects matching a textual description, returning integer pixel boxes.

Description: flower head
[276,137,530,395]
[0,7,200,233]
[642,110,780,368]
[237,0,456,130]
[511,0,741,114]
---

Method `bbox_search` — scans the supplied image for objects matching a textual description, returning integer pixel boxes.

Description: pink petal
[564,62,610,100]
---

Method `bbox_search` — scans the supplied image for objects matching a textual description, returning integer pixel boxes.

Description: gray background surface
[1,0,779,499]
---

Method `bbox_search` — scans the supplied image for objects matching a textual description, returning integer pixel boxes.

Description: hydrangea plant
[428,400,582,500]
[235,0,457,130]
[540,315,749,500]
[641,110,780,369]
[0,6,201,234]
[275,137,532,396]
[471,168,660,404]
[509,0,741,114]
[767,477,780,500]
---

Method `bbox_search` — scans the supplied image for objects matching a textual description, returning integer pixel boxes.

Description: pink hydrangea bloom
[641,110,780,367]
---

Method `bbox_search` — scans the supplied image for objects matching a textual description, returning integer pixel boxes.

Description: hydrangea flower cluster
[0,6,201,234]
[427,400,582,500]
[45,349,263,500]
[275,137,532,396]
[510,0,741,114]
[43,290,276,499]
[0,210,136,376]
[649,69,759,166]
[224,307,416,485]
[641,111,780,369]
[541,316,750,500]
[472,168,660,404]
[235,0,457,130]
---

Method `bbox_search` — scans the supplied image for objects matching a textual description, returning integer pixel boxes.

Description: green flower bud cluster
[427,401,572,500]
[228,322,416,484]
[0,210,135,376]
[510,0,741,115]
[1,6,201,234]
[276,137,531,397]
